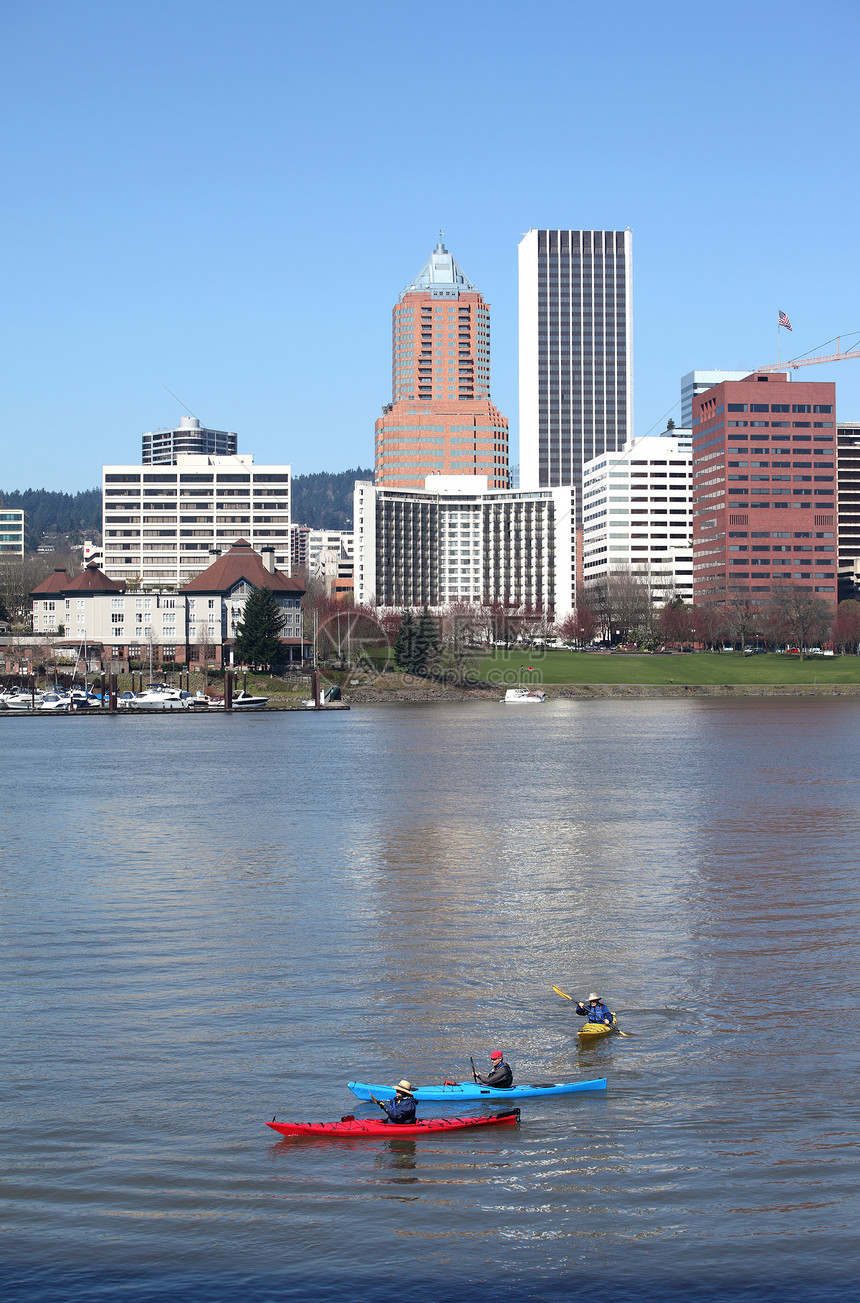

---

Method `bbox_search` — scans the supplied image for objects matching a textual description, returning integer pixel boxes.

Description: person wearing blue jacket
[383,1080,417,1124]
[576,992,614,1025]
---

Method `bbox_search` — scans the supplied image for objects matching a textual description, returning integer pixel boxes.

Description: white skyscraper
[580,431,693,605]
[518,228,633,520]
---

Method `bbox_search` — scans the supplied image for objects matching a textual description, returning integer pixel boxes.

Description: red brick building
[374,241,509,489]
[692,372,837,607]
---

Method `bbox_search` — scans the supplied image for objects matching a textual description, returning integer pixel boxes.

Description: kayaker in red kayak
[475,1051,514,1089]
[576,992,614,1025]
[381,1080,418,1124]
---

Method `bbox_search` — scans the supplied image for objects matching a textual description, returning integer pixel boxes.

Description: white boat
[501,686,547,704]
[2,688,42,710]
[230,690,268,710]
[127,686,192,712]
[39,691,71,712]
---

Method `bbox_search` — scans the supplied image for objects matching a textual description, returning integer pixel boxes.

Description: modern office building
[581,431,693,605]
[102,453,291,588]
[691,373,837,607]
[0,507,29,556]
[142,416,238,464]
[374,241,509,490]
[518,228,633,520]
[837,422,860,595]
[354,476,575,620]
[680,371,750,428]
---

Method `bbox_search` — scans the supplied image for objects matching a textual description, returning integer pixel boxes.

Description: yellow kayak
[577,1015,618,1042]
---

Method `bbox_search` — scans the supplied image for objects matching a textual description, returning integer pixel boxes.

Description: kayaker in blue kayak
[475,1051,514,1089]
[576,992,614,1025]
[382,1080,418,1125]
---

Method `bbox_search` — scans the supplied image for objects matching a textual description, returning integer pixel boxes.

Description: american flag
[778,310,792,331]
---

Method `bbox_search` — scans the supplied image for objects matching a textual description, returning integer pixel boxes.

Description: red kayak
[267,1108,520,1139]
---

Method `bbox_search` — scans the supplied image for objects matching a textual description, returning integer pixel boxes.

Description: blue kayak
[348,1078,607,1102]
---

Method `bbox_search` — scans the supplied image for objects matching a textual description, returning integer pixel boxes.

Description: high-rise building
[680,371,751,429]
[581,431,693,606]
[354,476,575,618]
[374,241,509,490]
[836,422,860,596]
[102,453,291,588]
[518,228,633,519]
[142,416,238,464]
[691,372,837,607]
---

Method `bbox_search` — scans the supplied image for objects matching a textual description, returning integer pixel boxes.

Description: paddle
[552,984,629,1036]
[470,1055,478,1082]
[369,1092,389,1114]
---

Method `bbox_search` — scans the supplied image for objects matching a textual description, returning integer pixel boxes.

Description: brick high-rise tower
[692,371,837,608]
[374,240,509,489]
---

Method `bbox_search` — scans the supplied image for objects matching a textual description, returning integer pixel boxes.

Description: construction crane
[758,335,860,373]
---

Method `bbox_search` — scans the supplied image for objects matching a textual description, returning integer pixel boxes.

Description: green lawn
[475,649,860,686]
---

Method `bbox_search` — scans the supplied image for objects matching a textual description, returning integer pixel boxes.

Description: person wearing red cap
[475,1050,513,1089]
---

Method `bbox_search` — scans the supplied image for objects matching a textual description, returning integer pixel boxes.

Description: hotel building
[581,432,693,605]
[518,228,633,520]
[102,453,291,588]
[354,476,575,621]
[692,373,837,607]
[142,416,238,464]
[374,241,509,490]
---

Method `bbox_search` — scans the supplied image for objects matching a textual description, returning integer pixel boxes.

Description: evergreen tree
[410,605,439,675]
[394,610,414,670]
[233,586,286,668]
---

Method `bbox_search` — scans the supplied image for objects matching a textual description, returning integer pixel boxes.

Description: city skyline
[1,1,858,491]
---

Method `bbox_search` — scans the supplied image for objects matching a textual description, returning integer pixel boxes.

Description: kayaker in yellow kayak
[576,992,614,1026]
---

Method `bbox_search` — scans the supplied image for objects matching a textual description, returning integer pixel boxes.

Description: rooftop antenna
[159,382,199,421]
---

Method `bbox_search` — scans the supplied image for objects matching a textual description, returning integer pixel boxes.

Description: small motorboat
[266,1109,520,1139]
[230,690,268,710]
[348,1078,606,1102]
[38,691,71,712]
[128,685,192,712]
[501,687,547,703]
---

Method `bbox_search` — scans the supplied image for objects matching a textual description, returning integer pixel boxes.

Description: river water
[2,700,858,1302]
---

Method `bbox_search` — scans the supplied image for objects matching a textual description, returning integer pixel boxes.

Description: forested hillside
[0,487,102,546]
[291,467,372,529]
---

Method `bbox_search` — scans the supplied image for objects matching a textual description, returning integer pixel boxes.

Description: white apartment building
[307,529,354,572]
[581,432,693,604]
[354,475,576,621]
[102,453,291,588]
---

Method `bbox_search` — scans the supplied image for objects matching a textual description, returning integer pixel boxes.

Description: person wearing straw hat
[576,992,614,1025]
[382,1080,418,1124]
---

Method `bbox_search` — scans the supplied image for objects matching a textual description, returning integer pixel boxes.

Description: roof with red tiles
[180,540,305,596]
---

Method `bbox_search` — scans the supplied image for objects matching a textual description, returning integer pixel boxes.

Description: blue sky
[1,0,858,491]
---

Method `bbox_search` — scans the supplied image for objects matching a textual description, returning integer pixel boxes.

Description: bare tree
[767,585,833,654]
[832,599,860,654]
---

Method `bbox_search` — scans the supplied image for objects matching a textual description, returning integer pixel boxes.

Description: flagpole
[777,313,781,368]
